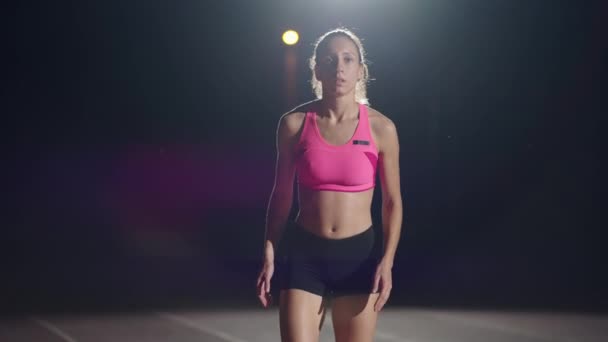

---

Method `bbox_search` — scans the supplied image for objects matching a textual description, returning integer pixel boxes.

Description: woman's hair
[309,28,370,105]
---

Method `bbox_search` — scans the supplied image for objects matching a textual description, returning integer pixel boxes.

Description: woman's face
[315,35,363,99]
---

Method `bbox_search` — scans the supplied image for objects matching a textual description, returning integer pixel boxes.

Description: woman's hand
[256,260,274,308]
[372,259,393,312]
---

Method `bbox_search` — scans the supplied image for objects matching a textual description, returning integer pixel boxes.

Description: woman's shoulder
[290,99,319,113]
[278,100,319,134]
[366,106,397,135]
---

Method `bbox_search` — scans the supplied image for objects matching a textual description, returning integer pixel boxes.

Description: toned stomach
[294,186,375,239]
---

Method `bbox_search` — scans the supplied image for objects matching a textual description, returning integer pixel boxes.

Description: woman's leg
[279,289,326,342]
[331,293,380,342]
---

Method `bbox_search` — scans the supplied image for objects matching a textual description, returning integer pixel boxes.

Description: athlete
[257,28,403,342]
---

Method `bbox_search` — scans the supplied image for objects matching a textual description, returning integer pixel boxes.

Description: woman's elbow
[382,195,402,211]
[270,187,293,209]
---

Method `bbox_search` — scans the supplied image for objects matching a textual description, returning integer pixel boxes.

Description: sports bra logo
[353,140,370,145]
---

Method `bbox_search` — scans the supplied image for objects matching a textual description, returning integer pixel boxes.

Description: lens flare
[282,30,299,45]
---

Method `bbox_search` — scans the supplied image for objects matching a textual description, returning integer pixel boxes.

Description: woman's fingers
[373,278,392,312]
[265,273,272,293]
[256,265,274,308]
[258,279,264,296]
[256,276,273,308]
[372,266,383,293]
[264,289,272,307]
[257,280,266,305]
[259,284,272,308]
[372,274,380,293]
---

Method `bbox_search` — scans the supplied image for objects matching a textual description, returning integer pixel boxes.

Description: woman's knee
[331,293,379,342]
[279,289,326,342]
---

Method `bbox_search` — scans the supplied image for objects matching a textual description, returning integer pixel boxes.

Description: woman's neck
[319,96,359,121]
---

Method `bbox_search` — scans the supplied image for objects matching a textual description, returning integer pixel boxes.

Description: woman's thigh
[331,293,380,342]
[279,289,326,342]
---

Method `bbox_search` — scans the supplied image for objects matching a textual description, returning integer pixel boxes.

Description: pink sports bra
[295,103,379,192]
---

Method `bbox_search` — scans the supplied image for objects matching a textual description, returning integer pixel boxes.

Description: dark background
[2,0,605,315]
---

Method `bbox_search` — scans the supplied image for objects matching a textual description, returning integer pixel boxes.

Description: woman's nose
[335,60,345,72]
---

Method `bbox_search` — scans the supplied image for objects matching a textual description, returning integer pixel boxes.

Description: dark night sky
[2,1,605,314]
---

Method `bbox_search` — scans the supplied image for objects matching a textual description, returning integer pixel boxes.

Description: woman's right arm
[263,113,299,263]
[257,113,299,307]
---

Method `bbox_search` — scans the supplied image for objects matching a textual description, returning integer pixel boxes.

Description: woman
[256,28,403,342]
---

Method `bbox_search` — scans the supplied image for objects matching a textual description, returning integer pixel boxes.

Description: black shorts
[276,221,381,298]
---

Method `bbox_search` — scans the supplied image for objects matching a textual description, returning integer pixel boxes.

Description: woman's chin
[325,87,353,98]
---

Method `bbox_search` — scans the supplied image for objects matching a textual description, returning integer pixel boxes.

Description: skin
[257,34,403,342]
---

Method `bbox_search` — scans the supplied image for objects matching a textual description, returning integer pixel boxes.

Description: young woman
[256,28,403,342]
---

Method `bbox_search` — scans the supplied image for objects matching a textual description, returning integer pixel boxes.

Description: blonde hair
[309,28,370,105]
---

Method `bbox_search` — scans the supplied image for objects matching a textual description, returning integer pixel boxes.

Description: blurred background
[2,0,605,315]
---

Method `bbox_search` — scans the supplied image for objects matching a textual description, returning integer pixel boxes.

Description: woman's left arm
[372,116,403,311]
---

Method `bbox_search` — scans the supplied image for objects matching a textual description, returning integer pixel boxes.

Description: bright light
[282,30,299,45]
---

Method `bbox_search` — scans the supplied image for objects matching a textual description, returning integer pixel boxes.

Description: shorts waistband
[290,221,374,244]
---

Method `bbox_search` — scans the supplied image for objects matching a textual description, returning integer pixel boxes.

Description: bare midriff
[294,186,374,239]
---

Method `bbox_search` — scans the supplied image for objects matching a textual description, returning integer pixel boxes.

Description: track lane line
[158,312,250,342]
[31,318,78,342]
